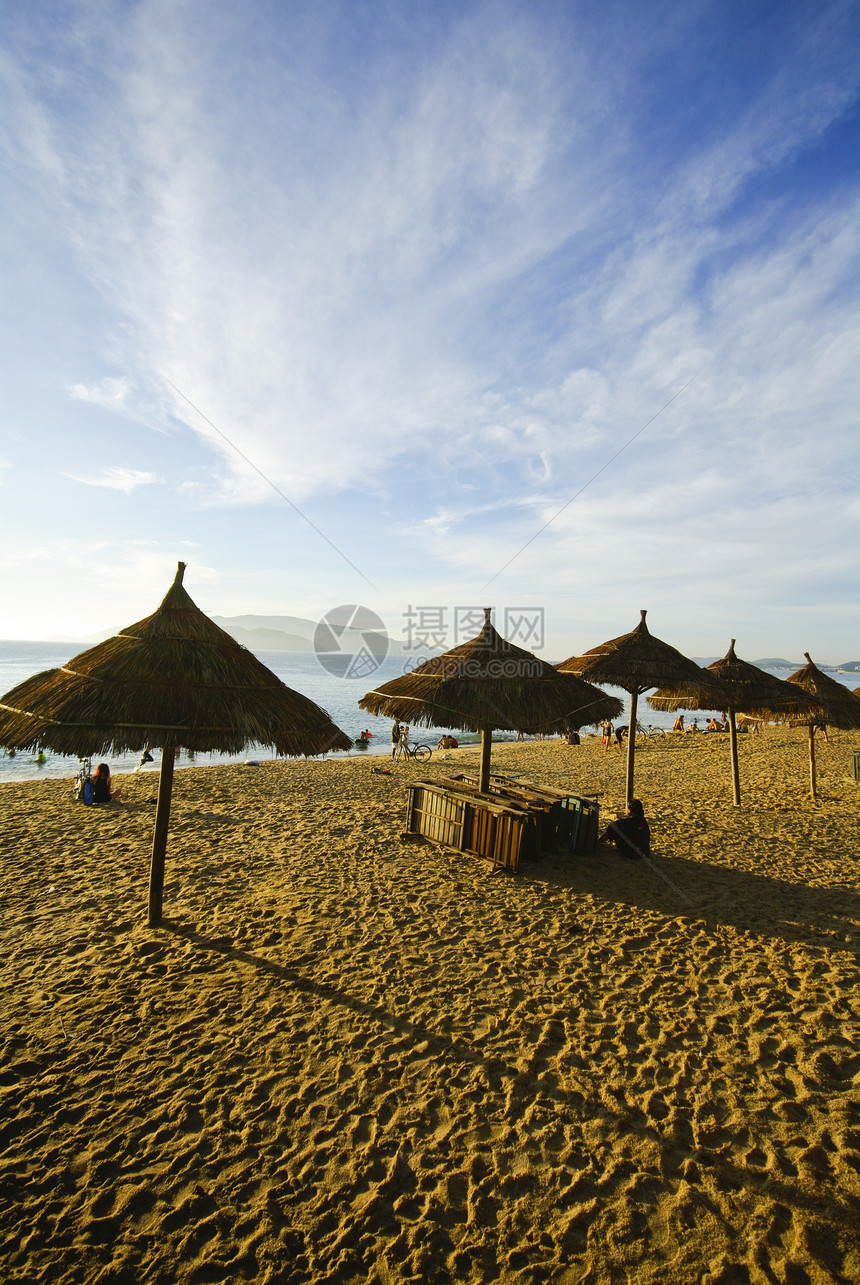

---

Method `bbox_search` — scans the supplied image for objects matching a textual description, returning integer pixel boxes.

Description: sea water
[0,639,855,784]
[0,643,476,783]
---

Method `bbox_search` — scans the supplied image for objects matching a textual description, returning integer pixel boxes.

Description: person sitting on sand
[565,730,580,746]
[600,799,650,860]
[92,763,122,803]
[672,715,684,733]
[706,718,720,732]
[686,718,699,733]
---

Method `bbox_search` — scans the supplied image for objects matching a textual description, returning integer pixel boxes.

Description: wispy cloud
[1,1,858,655]
[68,376,136,410]
[66,466,162,493]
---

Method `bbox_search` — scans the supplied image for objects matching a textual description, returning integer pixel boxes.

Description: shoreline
[2,727,858,1282]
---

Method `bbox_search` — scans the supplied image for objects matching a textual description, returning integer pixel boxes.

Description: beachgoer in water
[92,763,122,803]
[600,799,650,860]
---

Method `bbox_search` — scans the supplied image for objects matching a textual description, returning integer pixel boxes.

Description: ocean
[0,640,855,784]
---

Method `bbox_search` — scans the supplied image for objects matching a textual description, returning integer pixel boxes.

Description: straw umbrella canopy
[648,640,821,805]
[0,563,351,923]
[359,608,622,792]
[785,654,860,798]
[557,609,728,805]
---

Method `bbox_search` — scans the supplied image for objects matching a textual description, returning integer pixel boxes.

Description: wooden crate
[446,772,599,853]
[406,779,466,849]
[406,780,536,872]
[561,795,601,854]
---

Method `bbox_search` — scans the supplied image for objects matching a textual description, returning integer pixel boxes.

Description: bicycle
[74,756,94,805]
[636,723,666,740]
[396,740,432,762]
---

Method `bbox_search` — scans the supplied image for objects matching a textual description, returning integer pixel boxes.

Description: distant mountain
[211,615,408,655]
[751,657,804,669]
[751,658,860,673]
[698,656,860,673]
[36,613,402,656]
[210,613,319,637]
[217,626,314,652]
[45,629,119,646]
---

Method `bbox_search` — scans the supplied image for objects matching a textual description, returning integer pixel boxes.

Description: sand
[1,726,859,1284]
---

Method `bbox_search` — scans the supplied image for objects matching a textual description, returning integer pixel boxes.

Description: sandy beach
[2,726,859,1283]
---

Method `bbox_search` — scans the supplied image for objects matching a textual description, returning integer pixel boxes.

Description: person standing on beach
[391,721,401,759]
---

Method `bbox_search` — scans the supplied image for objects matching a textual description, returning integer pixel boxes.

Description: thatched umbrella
[359,608,622,792]
[557,610,727,805]
[0,563,351,923]
[785,654,860,798]
[648,640,821,805]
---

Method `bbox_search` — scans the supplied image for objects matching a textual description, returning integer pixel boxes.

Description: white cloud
[68,376,136,410]
[66,466,162,493]
[1,2,857,656]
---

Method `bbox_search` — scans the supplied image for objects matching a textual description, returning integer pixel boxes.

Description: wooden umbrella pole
[148,745,176,925]
[479,728,493,794]
[625,690,639,806]
[728,707,741,806]
[808,723,816,799]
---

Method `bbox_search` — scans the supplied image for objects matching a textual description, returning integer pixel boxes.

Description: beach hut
[0,563,351,923]
[557,610,727,805]
[785,654,860,798]
[648,640,821,805]
[359,607,622,792]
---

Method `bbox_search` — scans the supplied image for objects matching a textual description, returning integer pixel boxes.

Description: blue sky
[2,0,858,661]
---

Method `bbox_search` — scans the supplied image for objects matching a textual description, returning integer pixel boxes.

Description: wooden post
[808,723,816,799]
[728,707,741,806]
[479,728,493,794]
[625,690,639,806]
[148,745,176,925]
